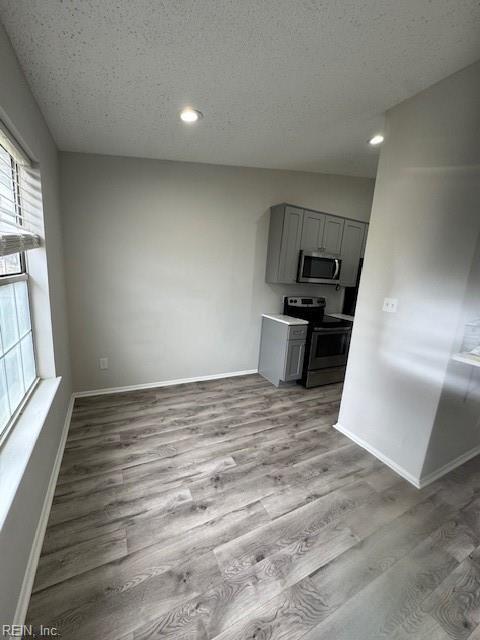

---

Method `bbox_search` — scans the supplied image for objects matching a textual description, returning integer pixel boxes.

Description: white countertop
[262,313,309,326]
[329,313,355,322]
[452,352,480,368]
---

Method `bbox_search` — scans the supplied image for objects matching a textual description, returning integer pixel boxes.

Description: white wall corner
[418,444,480,489]
[333,422,422,489]
[333,423,480,490]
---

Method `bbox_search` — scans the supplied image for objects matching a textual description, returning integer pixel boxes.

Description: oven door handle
[313,327,352,334]
[333,259,341,280]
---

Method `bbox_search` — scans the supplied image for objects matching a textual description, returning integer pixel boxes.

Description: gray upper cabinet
[323,215,344,255]
[278,207,304,283]
[300,210,325,250]
[266,205,304,284]
[300,211,344,255]
[266,203,368,286]
[340,219,366,287]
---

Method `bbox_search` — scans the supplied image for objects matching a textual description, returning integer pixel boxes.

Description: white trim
[334,422,480,490]
[333,422,421,488]
[0,273,28,286]
[13,394,74,625]
[1,379,61,530]
[418,444,480,488]
[0,377,40,448]
[0,120,31,166]
[74,369,259,398]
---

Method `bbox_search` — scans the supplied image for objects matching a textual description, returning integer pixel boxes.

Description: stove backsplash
[269,284,345,315]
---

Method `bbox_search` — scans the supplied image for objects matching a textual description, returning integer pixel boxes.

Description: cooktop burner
[283,297,352,330]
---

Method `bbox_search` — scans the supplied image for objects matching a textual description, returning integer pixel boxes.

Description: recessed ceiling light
[180,108,203,123]
[369,134,384,146]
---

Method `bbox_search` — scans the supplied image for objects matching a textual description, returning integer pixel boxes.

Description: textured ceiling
[1,1,480,177]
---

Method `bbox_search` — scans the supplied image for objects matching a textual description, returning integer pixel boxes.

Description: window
[0,146,24,276]
[0,142,37,440]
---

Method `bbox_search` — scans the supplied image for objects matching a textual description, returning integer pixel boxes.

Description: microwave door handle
[297,251,304,282]
[333,259,340,279]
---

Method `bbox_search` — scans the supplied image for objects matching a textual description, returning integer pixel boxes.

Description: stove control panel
[285,297,326,308]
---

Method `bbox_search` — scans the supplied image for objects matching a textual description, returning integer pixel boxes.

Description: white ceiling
[1,1,480,177]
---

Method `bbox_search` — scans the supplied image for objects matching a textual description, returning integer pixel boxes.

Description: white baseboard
[13,394,75,625]
[333,422,421,488]
[73,369,259,398]
[418,444,480,488]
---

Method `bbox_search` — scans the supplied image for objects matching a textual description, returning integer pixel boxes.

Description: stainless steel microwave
[297,251,341,284]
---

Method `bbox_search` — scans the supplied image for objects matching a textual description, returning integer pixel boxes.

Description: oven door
[297,251,341,284]
[308,327,351,370]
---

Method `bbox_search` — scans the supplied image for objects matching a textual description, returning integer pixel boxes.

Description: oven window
[314,332,349,357]
[302,256,336,279]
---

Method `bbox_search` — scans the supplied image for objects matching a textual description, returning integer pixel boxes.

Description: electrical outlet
[382,298,398,313]
[99,357,109,370]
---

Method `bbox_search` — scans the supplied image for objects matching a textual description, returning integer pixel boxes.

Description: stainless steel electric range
[283,296,352,388]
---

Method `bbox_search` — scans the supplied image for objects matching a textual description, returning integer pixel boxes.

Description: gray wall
[0,24,71,623]
[60,152,374,391]
[338,60,480,483]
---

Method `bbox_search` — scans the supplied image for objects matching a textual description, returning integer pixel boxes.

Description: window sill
[0,377,62,530]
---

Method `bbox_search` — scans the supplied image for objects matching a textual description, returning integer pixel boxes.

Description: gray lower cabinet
[284,340,306,381]
[266,203,366,285]
[258,317,307,387]
[340,219,366,287]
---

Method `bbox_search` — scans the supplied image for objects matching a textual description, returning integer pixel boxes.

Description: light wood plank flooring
[27,374,480,639]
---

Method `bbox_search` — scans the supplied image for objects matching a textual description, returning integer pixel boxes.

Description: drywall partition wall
[0,24,71,623]
[59,153,374,391]
[420,228,480,482]
[337,60,480,485]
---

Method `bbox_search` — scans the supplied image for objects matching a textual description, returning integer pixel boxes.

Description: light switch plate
[383,298,398,313]
[99,357,109,370]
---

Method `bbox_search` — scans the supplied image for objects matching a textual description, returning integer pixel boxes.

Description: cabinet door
[300,210,325,251]
[322,215,344,255]
[278,206,304,283]
[284,340,305,381]
[340,220,366,287]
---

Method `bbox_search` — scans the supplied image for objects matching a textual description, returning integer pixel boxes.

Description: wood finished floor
[27,374,480,640]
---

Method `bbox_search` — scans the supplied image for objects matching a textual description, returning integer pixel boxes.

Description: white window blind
[0,124,41,257]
